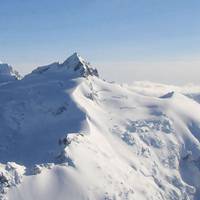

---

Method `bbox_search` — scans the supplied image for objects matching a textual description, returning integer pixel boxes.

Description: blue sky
[1,0,200,84]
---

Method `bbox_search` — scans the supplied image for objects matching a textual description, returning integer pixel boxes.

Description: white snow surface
[0,53,200,200]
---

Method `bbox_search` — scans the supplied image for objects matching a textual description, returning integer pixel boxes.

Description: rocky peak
[0,63,21,83]
[62,53,99,77]
[32,53,99,78]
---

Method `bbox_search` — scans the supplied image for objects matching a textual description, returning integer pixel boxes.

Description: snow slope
[0,53,200,200]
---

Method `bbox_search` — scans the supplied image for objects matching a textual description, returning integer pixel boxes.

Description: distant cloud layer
[97,57,200,85]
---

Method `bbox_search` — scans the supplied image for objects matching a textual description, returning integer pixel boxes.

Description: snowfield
[0,53,200,200]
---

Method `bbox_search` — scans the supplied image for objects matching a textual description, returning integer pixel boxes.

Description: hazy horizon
[1,0,200,85]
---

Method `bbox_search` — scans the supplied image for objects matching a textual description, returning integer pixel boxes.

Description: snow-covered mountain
[0,63,21,84]
[0,53,200,200]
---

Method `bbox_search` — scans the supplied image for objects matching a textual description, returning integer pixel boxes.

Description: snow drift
[0,53,200,200]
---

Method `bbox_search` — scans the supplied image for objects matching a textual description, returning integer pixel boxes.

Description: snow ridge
[31,52,99,77]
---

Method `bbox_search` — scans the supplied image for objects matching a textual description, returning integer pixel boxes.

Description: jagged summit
[62,52,99,77]
[62,52,85,68]
[0,63,21,83]
[32,53,99,77]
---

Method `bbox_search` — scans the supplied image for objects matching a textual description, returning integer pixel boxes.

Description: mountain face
[0,53,200,200]
[0,63,21,84]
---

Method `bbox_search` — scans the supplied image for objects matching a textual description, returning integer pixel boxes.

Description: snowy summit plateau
[0,53,200,200]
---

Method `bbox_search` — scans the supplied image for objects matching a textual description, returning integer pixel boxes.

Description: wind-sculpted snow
[0,53,200,199]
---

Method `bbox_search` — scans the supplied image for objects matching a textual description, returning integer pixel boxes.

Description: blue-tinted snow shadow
[0,74,87,167]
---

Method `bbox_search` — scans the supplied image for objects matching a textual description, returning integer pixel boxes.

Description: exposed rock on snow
[0,163,25,200]
[62,53,99,77]
[160,91,175,99]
